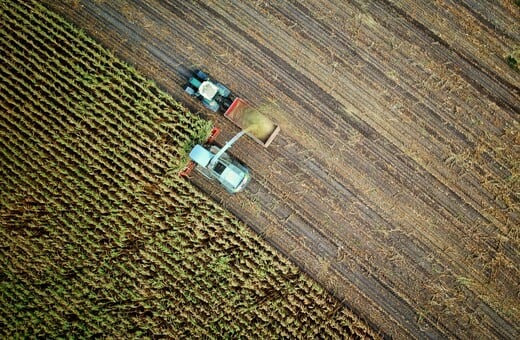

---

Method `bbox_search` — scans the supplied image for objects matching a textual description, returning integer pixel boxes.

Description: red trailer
[185,69,280,147]
[224,98,280,148]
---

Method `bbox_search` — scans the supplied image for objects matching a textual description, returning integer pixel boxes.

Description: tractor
[184,69,233,113]
[181,69,280,193]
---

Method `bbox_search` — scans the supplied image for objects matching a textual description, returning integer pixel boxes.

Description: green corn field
[0,1,376,338]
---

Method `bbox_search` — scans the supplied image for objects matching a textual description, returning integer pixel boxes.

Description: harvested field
[15,0,520,338]
[0,1,376,338]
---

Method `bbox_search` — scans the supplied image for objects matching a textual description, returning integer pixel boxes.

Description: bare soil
[42,1,519,338]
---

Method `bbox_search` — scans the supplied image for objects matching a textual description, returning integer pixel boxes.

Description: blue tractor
[184,69,234,112]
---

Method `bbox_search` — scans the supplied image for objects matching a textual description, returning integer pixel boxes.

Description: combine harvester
[181,69,279,193]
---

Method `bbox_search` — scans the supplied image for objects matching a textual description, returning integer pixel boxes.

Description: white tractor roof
[198,81,219,100]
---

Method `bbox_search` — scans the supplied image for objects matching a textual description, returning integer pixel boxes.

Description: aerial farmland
[2,0,519,338]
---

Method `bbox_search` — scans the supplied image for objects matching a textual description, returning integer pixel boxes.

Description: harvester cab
[187,130,250,194]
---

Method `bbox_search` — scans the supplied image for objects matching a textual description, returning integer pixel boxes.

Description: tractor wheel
[216,83,231,97]
[184,86,195,96]
[222,97,233,110]
[195,70,209,81]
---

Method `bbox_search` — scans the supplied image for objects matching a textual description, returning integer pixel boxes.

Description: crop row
[0,16,208,168]
[0,1,375,338]
[1,200,373,337]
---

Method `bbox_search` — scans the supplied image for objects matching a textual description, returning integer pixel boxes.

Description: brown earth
[41,1,519,338]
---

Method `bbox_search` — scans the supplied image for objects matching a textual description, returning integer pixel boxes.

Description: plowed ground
[43,1,519,338]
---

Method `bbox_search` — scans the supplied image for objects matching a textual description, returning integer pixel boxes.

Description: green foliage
[0,0,375,339]
[506,49,519,71]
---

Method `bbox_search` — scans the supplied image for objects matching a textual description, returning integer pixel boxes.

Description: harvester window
[214,162,226,175]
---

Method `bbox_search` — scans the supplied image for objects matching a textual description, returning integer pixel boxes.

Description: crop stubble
[32,0,520,339]
[0,1,377,338]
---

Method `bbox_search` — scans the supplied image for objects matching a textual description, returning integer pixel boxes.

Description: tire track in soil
[456,0,519,41]
[183,1,446,334]
[378,0,519,113]
[41,1,520,339]
[197,1,516,338]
